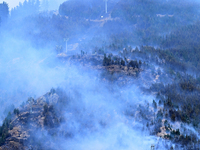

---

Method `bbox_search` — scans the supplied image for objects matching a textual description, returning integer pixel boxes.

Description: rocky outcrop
[0,92,62,150]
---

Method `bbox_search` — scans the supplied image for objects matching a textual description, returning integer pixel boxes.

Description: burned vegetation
[0,88,69,150]
[2,0,200,149]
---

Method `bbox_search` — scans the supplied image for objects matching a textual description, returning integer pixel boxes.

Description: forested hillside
[0,0,200,149]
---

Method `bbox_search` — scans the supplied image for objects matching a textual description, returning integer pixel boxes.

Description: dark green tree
[152,100,157,109]
[13,108,19,116]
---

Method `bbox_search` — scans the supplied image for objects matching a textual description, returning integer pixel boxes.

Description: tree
[152,100,157,109]
[121,59,125,66]
[135,47,139,51]
[128,60,139,68]
[0,2,9,24]
[43,104,48,115]
[139,60,142,66]
[13,108,19,116]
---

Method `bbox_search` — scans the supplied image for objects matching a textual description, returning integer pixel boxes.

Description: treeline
[10,0,40,19]
[127,45,200,74]
[0,2,9,25]
[103,53,142,69]
[117,46,188,73]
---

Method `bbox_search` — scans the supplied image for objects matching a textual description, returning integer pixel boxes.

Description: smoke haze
[0,0,200,149]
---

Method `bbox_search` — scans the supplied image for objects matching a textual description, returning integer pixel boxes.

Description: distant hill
[108,0,200,45]
[59,0,119,19]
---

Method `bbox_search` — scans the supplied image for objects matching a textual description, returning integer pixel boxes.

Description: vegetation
[148,73,200,146]
[10,0,40,19]
[59,0,103,19]
[1,0,200,149]
[0,2,9,25]
[112,0,200,45]
[13,108,19,116]
[103,53,141,69]
[0,112,12,145]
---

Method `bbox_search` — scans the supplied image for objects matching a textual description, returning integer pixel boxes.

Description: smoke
[0,29,167,149]
[27,63,167,150]
[2,0,200,149]
[40,0,67,11]
[0,16,164,149]
[0,32,67,121]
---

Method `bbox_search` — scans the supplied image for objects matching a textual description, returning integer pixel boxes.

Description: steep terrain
[0,90,61,150]
[2,0,200,149]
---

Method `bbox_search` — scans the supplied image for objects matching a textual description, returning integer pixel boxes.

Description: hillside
[1,0,200,149]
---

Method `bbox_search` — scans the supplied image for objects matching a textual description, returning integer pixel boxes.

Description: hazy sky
[0,0,66,10]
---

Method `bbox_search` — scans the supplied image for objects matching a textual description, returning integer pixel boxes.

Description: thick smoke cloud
[0,33,67,121]
[0,30,166,149]
[41,0,66,10]
[28,63,166,150]
[0,19,165,149]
